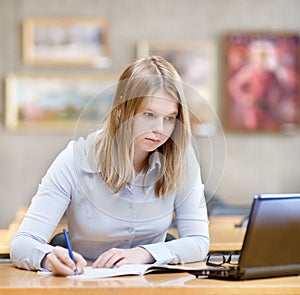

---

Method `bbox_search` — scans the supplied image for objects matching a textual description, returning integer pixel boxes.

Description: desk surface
[1,263,300,295]
[209,216,246,252]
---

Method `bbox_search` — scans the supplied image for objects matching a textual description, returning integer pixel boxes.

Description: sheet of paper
[68,264,152,279]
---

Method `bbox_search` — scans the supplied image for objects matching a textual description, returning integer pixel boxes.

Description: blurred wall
[1,0,300,227]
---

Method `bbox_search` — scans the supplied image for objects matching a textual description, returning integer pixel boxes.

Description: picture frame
[5,73,118,132]
[224,32,300,132]
[22,17,110,68]
[137,40,217,136]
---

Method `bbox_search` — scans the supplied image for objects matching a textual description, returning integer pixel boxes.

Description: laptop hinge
[243,264,300,277]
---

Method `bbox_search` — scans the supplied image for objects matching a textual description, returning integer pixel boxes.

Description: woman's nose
[152,117,164,133]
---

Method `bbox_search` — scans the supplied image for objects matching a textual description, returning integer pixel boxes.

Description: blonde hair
[90,56,191,197]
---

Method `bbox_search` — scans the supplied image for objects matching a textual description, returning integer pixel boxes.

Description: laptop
[193,193,300,280]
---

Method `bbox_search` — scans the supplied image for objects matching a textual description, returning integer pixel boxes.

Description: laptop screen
[239,194,300,269]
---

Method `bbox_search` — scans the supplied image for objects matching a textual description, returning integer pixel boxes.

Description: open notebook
[38,263,208,279]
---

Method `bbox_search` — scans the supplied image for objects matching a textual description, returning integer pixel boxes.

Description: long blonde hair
[90,56,191,197]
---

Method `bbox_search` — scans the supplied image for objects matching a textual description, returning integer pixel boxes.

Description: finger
[104,253,123,268]
[46,251,75,276]
[73,252,87,274]
[54,247,77,270]
[114,257,127,267]
[92,252,111,268]
[93,248,121,268]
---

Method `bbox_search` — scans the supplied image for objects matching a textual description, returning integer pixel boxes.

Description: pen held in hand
[63,229,78,276]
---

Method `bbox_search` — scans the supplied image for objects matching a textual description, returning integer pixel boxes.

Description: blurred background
[1,0,300,228]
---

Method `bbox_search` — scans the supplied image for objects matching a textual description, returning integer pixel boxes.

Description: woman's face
[132,93,178,155]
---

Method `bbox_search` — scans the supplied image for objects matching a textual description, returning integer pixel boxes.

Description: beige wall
[1,0,300,227]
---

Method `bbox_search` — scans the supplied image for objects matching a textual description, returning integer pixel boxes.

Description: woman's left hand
[92,247,155,268]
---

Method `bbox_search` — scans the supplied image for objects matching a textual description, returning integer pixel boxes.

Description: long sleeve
[10,142,76,270]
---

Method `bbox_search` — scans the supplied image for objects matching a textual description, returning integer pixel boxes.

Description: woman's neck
[133,151,149,173]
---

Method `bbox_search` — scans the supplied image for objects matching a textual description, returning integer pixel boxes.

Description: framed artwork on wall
[22,17,110,68]
[5,73,117,132]
[224,32,299,132]
[137,40,217,136]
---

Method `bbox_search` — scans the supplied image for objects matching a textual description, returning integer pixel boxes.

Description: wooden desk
[1,263,300,295]
[0,230,12,255]
[209,216,246,252]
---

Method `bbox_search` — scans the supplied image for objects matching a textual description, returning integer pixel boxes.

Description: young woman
[10,56,209,276]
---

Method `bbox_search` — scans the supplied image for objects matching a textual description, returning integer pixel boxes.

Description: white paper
[67,264,153,279]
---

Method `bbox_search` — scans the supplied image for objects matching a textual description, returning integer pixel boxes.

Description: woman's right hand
[41,246,87,276]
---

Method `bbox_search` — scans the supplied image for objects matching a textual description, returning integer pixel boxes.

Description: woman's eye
[143,112,154,117]
[165,116,175,122]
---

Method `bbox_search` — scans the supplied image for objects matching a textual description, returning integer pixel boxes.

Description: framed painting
[22,17,110,68]
[5,73,117,132]
[137,40,217,136]
[225,32,299,132]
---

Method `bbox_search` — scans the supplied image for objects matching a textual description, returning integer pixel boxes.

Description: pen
[63,229,78,275]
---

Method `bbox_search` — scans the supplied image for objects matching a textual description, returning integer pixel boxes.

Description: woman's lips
[145,137,160,144]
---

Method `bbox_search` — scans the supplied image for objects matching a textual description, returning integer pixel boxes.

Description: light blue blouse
[10,132,209,270]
